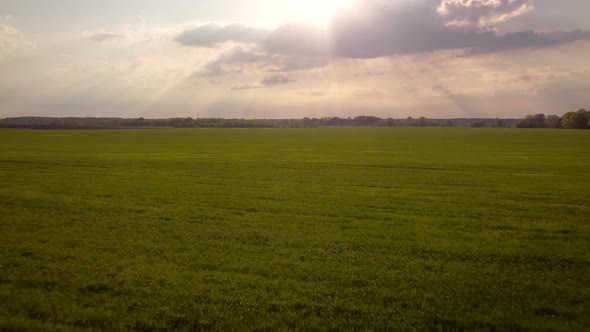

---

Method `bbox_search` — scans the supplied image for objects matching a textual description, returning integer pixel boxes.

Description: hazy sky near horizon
[0,0,589,119]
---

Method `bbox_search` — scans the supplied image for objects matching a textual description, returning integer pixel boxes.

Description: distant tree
[516,114,547,128]
[561,109,589,129]
[302,117,313,127]
[352,116,381,126]
[494,117,505,128]
[546,115,562,128]
[533,114,547,128]
[441,120,454,127]
[470,120,487,128]
[516,116,531,128]
[418,116,427,127]
[405,116,415,127]
[130,117,145,127]
[381,118,397,127]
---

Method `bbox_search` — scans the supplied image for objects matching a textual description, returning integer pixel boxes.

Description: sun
[282,0,353,28]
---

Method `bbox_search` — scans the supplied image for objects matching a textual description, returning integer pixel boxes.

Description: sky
[0,0,589,119]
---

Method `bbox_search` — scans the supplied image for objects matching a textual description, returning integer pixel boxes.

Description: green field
[1,127,589,330]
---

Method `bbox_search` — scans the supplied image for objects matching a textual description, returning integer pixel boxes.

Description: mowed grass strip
[0,127,589,330]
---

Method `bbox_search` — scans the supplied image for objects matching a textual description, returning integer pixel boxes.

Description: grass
[0,127,589,330]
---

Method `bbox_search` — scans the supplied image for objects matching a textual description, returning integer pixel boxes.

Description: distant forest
[0,109,587,129]
[516,109,589,129]
[0,116,517,129]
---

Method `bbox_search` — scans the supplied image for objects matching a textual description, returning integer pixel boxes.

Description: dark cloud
[88,33,124,42]
[178,23,331,72]
[432,84,446,93]
[272,55,331,72]
[231,74,295,90]
[213,46,264,64]
[263,23,330,56]
[329,3,457,57]
[463,30,590,55]
[261,74,295,86]
[190,47,330,79]
[176,0,590,62]
[175,23,269,47]
[328,0,590,58]
[518,74,532,82]
[191,46,266,78]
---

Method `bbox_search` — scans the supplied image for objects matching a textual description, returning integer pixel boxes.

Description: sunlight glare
[282,0,353,28]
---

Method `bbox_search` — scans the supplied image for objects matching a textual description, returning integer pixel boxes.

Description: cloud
[84,16,175,47]
[175,23,270,47]
[263,22,330,56]
[463,29,590,55]
[272,55,331,72]
[297,91,326,97]
[88,33,125,42]
[177,23,332,73]
[175,0,590,61]
[231,74,295,90]
[261,74,295,86]
[213,46,264,64]
[437,0,534,27]
[518,74,532,82]
[353,71,386,78]
[432,84,447,93]
[0,23,34,60]
[328,1,478,58]
[191,46,266,78]
[190,64,237,78]
[230,83,260,91]
[190,46,331,79]
[328,0,590,58]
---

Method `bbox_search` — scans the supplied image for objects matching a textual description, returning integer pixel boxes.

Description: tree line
[0,111,586,129]
[516,109,589,129]
[0,116,522,129]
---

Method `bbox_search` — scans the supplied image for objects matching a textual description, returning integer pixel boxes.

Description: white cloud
[437,0,534,27]
[83,15,182,47]
[0,23,34,60]
[175,23,270,47]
